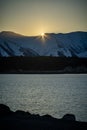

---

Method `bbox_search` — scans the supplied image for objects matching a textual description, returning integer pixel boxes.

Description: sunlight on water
[0,74,87,121]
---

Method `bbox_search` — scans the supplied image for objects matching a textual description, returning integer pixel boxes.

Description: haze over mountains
[0,31,87,58]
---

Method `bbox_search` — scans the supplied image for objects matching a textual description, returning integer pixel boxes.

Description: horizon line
[0,30,87,37]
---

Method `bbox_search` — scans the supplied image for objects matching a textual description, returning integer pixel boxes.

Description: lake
[0,74,87,122]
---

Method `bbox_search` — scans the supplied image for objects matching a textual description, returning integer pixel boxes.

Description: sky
[0,0,87,36]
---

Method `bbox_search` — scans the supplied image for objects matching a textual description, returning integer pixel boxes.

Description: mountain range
[0,31,87,58]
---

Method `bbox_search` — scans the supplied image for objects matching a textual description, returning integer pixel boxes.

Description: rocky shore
[0,104,87,130]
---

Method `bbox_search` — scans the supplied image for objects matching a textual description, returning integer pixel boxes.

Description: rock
[1,104,87,130]
[62,114,76,121]
[0,104,12,116]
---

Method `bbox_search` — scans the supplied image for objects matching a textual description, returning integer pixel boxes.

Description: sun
[40,32,47,42]
[41,33,45,37]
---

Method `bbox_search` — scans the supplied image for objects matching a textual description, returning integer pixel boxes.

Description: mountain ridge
[1,31,87,36]
[0,31,87,57]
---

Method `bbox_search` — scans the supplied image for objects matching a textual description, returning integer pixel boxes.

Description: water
[0,74,87,122]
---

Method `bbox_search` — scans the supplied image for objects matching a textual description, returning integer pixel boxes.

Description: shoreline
[0,104,87,130]
[0,70,87,74]
[0,72,87,74]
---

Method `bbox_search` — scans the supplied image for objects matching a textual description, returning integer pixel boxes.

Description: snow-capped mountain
[0,31,87,57]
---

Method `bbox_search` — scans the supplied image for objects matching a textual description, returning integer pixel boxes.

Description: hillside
[0,57,87,73]
[0,31,87,58]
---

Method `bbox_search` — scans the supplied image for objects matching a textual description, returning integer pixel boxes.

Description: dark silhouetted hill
[0,57,87,73]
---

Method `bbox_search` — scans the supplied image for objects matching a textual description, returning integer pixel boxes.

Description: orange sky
[0,0,87,36]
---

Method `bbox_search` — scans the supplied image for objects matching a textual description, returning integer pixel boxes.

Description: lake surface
[0,74,87,122]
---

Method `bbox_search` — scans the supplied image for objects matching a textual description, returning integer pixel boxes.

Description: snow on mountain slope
[0,31,87,57]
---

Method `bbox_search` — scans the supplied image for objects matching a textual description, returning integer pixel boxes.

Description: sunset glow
[41,33,45,37]
[0,0,87,36]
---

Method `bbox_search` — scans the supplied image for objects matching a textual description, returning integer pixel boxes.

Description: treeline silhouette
[0,56,87,73]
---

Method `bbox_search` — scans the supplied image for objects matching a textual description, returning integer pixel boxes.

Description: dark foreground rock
[0,104,87,130]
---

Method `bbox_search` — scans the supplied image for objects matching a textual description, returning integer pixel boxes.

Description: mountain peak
[0,31,23,37]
